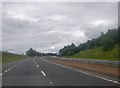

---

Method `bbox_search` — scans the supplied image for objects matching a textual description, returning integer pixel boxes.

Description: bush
[66,51,74,56]
[102,36,115,51]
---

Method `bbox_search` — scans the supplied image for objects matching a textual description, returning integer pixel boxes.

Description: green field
[2,52,26,64]
[66,44,119,61]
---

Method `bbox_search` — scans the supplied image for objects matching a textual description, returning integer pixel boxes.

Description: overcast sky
[2,2,118,54]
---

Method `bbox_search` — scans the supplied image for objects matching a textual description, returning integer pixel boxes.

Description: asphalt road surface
[1,57,119,86]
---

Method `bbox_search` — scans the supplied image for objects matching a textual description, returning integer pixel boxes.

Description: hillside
[66,44,119,61]
[2,52,26,63]
[59,28,119,56]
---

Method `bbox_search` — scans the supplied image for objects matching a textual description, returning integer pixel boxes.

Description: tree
[59,27,119,56]
[26,48,57,57]
[101,36,115,51]
[66,51,74,55]
[26,48,36,57]
[59,43,77,56]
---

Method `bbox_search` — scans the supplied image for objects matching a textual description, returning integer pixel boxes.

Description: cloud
[2,2,118,54]
[47,15,66,21]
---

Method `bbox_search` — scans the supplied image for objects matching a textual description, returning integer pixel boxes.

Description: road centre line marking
[49,81,53,84]
[37,65,39,68]
[41,59,120,85]
[4,70,8,73]
[8,68,11,70]
[13,65,17,67]
[34,59,37,64]
[41,71,46,76]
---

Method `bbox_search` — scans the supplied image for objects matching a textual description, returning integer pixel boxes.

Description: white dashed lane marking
[34,60,47,77]
[41,71,46,76]
[49,81,53,84]
[8,69,11,71]
[2,64,18,75]
[41,59,120,85]
[34,59,40,68]
[37,65,39,68]
[4,70,8,73]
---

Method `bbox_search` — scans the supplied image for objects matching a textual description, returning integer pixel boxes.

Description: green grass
[2,52,26,64]
[66,44,119,61]
[0,52,2,64]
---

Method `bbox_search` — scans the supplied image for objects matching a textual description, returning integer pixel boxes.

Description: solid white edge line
[41,71,46,76]
[37,65,39,68]
[0,73,3,76]
[41,59,120,85]
[75,69,120,84]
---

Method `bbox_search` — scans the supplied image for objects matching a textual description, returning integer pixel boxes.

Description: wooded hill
[59,27,119,56]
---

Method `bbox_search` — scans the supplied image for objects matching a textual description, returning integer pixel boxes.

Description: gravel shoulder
[51,59,119,77]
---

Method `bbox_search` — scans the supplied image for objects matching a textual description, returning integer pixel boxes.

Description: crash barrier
[53,57,119,67]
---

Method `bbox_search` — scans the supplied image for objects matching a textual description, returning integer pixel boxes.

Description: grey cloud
[2,2,118,54]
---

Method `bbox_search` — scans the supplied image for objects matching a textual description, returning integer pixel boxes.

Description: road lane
[2,56,119,86]
[36,57,119,86]
[2,58,54,86]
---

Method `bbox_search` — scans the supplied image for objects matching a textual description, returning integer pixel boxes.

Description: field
[67,44,119,61]
[2,52,26,63]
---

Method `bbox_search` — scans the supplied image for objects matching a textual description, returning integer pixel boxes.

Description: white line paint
[37,65,39,68]
[41,71,46,76]
[75,69,120,84]
[13,65,16,67]
[0,73,3,76]
[34,59,37,65]
[2,64,18,75]
[49,81,53,84]
[8,69,11,71]
[2,60,25,76]
[4,70,8,73]
[41,59,120,85]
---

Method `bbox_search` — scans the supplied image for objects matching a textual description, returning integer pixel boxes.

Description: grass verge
[67,44,119,61]
[2,52,26,64]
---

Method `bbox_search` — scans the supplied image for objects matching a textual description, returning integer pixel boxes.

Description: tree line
[26,48,57,57]
[59,27,119,56]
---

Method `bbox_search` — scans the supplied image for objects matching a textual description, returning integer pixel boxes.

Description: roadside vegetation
[0,52,2,64]
[2,52,26,63]
[59,27,119,61]
[25,27,119,61]
[66,44,118,61]
[26,48,57,57]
